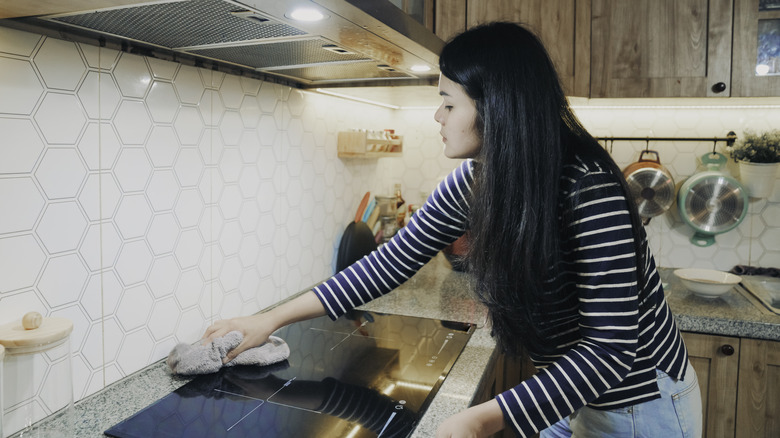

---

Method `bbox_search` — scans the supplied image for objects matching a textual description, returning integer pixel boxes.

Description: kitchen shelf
[338,131,403,158]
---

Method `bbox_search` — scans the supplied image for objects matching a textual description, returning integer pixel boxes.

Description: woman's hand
[201,290,328,363]
[201,314,275,363]
[436,399,505,438]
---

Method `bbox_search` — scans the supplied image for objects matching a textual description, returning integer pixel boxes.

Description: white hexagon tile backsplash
[0,24,779,430]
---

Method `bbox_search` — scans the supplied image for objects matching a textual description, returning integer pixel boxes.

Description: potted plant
[726,129,780,198]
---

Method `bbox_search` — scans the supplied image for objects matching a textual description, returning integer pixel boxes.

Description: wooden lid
[0,312,73,355]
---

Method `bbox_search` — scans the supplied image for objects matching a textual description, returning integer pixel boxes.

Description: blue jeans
[540,361,702,438]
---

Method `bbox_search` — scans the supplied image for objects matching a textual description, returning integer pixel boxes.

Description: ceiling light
[288,7,326,22]
[410,65,431,72]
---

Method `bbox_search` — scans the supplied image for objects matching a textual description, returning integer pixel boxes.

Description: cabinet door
[591,0,733,97]
[465,0,591,96]
[735,338,780,438]
[732,0,780,96]
[435,0,467,41]
[682,332,740,438]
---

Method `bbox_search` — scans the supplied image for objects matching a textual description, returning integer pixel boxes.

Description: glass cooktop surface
[105,311,474,438]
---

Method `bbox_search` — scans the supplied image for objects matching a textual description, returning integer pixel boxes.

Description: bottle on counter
[394,183,405,228]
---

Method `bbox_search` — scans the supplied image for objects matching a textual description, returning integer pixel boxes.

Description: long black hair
[439,22,648,356]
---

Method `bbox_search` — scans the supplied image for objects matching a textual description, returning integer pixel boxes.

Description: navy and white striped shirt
[313,156,688,437]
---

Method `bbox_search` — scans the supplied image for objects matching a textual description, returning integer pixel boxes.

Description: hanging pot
[622,150,676,223]
[677,153,748,247]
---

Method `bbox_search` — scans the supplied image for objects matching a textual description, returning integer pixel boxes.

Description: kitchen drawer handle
[711,82,727,93]
[720,344,735,356]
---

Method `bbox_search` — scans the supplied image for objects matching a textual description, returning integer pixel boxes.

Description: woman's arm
[436,399,505,438]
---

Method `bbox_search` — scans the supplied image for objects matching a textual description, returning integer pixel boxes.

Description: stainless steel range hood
[0,0,443,88]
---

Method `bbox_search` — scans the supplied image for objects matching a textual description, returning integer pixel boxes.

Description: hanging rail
[596,131,737,153]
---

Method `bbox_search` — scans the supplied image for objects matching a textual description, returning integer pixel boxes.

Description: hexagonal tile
[148,255,179,299]
[114,148,152,192]
[117,328,154,374]
[174,269,204,309]
[146,170,180,212]
[218,220,243,257]
[175,307,205,344]
[0,177,45,234]
[0,118,44,174]
[146,81,179,123]
[173,65,205,105]
[114,53,152,98]
[198,205,221,244]
[174,189,204,228]
[240,95,261,129]
[238,267,259,301]
[115,240,153,285]
[219,185,243,220]
[146,126,180,168]
[35,148,87,199]
[147,212,180,255]
[174,229,204,269]
[80,222,122,271]
[218,74,242,109]
[198,89,224,126]
[147,57,179,80]
[257,81,279,113]
[113,100,152,145]
[77,71,122,120]
[239,165,260,198]
[78,43,120,70]
[173,105,204,145]
[115,194,153,239]
[237,131,260,163]
[199,243,224,281]
[116,284,153,331]
[173,148,204,188]
[36,202,88,254]
[257,114,278,146]
[84,317,123,367]
[287,118,304,147]
[82,270,122,321]
[34,93,87,144]
[0,235,46,293]
[79,172,121,221]
[219,111,243,146]
[78,123,122,171]
[219,148,242,183]
[38,253,88,307]
[0,26,41,56]
[33,38,85,91]
[149,297,179,341]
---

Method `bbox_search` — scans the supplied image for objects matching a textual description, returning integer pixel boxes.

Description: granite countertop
[25,255,780,437]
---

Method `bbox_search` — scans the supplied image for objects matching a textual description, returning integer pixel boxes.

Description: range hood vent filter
[49,0,305,48]
[187,38,370,70]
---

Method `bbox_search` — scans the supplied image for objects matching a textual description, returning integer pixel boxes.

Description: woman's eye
[444,105,453,111]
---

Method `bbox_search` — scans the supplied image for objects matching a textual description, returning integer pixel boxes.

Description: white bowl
[674,268,741,298]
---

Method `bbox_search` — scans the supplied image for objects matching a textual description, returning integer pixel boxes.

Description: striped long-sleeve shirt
[313,156,689,437]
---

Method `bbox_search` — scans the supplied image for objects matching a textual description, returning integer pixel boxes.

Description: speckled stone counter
[21,256,779,437]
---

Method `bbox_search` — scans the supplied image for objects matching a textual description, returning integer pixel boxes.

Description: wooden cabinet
[736,338,780,438]
[590,0,734,98]
[732,0,780,96]
[683,332,780,438]
[682,332,740,438]
[434,0,591,96]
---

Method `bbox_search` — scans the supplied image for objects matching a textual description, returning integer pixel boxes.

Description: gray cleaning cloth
[167,331,290,376]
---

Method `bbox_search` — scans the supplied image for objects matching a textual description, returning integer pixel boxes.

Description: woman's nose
[434,105,443,123]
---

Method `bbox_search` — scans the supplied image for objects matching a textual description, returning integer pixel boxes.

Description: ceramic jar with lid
[0,312,74,437]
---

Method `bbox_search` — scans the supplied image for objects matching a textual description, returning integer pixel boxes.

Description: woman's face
[434,74,481,159]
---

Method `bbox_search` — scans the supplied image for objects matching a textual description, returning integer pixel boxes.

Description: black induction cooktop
[105,311,475,438]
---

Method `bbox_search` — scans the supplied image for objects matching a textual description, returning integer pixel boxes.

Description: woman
[203,22,702,438]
